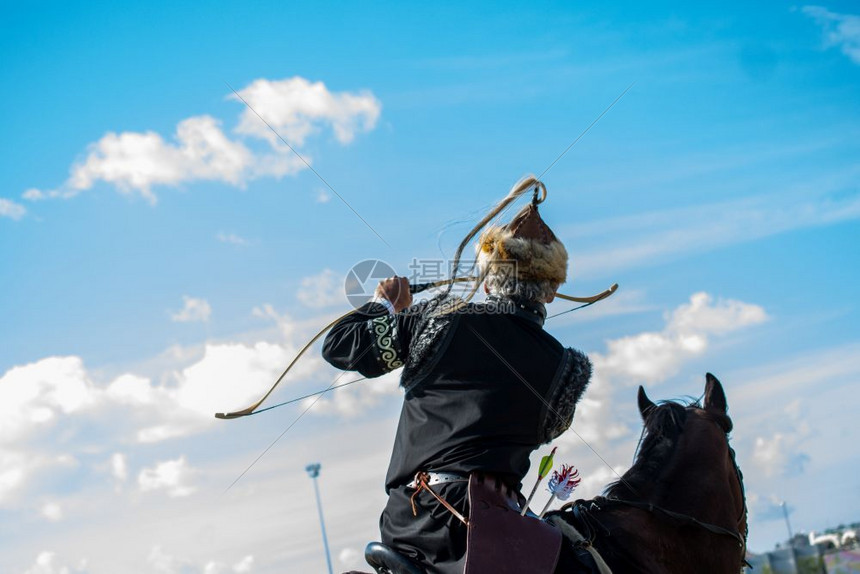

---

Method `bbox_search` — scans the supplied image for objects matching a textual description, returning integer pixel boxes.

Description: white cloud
[216,232,249,246]
[232,556,254,573]
[747,492,790,522]
[296,269,345,308]
[251,303,298,339]
[0,320,332,508]
[110,453,128,483]
[305,370,402,418]
[171,296,212,323]
[105,373,159,406]
[752,433,811,478]
[26,76,380,204]
[0,314,329,458]
[0,356,97,444]
[22,188,45,201]
[232,77,381,147]
[803,6,860,64]
[550,291,767,466]
[0,197,26,220]
[0,452,40,504]
[172,340,297,417]
[138,456,197,497]
[666,292,767,335]
[68,116,264,204]
[41,502,63,522]
[315,188,331,203]
[132,335,325,442]
[22,551,88,574]
[749,398,812,478]
[592,292,767,385]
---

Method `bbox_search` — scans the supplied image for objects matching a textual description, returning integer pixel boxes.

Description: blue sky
[2,1,859,572]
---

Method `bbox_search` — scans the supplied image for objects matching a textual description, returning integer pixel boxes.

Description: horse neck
[590,500,743,574]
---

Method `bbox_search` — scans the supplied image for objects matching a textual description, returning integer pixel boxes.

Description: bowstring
[224,295,609,491]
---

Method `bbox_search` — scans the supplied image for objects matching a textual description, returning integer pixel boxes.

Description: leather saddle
[364,541,425,574]
[464,473,561,574]
[360,474,562,574]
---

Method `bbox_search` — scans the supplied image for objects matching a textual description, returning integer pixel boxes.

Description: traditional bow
[215,279,616,419]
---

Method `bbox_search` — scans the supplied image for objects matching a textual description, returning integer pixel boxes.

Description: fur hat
[476,202,568,285]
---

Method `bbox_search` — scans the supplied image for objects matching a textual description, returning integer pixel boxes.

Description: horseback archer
[321,176,593,574]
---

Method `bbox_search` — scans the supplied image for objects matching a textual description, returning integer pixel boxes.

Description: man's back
[385,300,570,490]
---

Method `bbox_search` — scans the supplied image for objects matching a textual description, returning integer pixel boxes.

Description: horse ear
[638,386,656,420]
[704,372,728,413]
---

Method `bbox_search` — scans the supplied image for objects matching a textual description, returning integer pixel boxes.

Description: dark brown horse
[549,373,748,574]
[359,373,747,574]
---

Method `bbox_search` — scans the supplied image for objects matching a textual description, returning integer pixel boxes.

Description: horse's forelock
[606,398,736,499]
[604,401,689,497]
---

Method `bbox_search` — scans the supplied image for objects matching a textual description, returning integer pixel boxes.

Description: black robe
[322,296,591,573]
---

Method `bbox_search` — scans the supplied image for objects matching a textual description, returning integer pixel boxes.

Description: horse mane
[604,398,733,500]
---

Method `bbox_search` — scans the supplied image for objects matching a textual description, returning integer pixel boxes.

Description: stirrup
[364,542,425,574]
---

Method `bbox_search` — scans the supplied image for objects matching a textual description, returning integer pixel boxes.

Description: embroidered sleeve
[539,348,592,443]
[322,302,404,377]
[367,314,404,372]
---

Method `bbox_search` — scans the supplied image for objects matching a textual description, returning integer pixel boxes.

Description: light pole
[781,500,794,542]
[305,463,333,574]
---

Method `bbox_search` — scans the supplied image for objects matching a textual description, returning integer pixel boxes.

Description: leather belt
[406,471,468,489]
[408,471,470,526]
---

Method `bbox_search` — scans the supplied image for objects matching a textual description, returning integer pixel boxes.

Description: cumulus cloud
[233,77,381,146]
[0,197,27,220]
[171,340,298,417]
[0,305,335,511]
[296,269,345,308]
[0,452,39,504]
[555,292,767,459]
[0,336,322,452]
[68,116,262,204]
[750,399,812,478]
[0,356,98,444]
[131,334,326,442]
[171,296,213,323]
[752,433,811,478]
[25,76,381,204]
[138,456,197,497]
[803,6,860,64]
[593,292,767,385]
[23,551,88,574]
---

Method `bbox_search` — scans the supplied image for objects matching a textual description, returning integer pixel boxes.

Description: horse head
[630,373,747,568]
[563,373,748,573]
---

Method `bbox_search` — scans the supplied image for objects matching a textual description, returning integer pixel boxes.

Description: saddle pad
[464,474,561,574]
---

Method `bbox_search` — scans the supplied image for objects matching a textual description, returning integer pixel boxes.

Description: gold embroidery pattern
[371,315,404,371]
